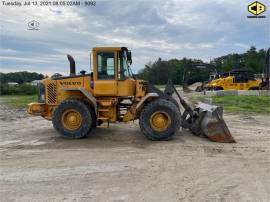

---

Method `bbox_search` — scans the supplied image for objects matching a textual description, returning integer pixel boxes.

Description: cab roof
[92,47,126,51]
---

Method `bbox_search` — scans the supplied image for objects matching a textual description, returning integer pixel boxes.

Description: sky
[0,0,269,75]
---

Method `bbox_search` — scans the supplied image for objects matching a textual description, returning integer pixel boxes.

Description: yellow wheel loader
[27,47,235,143]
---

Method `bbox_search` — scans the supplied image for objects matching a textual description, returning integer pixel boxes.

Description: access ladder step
[98,108,109,112]
[97,100,113,107]
[98,117,109,120]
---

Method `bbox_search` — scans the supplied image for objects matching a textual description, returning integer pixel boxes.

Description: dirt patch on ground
[0,104,270,201]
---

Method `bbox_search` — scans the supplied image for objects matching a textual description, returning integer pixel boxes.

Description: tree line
[137,46,267,85]
[0,71,45,84]
[0,71,45,95]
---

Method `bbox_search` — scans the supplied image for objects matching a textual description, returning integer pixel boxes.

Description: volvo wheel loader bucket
[164,80,235,143]
[194,103,235,143]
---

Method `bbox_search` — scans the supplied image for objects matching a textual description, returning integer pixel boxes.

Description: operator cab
[91,47,136,96]
[92,47,133,80]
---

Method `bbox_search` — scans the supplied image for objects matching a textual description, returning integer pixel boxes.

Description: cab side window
[97,52,115,80]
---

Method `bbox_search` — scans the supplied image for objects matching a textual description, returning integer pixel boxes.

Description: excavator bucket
[164,80,236,143]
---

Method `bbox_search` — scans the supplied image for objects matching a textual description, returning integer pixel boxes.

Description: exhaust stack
[67,54,76,76]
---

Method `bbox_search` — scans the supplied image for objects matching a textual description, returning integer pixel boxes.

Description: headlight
[38,83,45,103]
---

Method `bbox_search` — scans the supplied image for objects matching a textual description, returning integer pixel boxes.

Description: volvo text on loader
[27,47,235,143]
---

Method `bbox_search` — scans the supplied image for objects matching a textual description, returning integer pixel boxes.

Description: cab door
[117,51,135,96]
[93,51,117,96]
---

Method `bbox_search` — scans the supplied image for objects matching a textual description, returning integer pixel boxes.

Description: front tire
[139,99,181,140]
[52,100,92,138]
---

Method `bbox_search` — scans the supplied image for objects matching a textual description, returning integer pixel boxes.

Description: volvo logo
[60,81,82,85]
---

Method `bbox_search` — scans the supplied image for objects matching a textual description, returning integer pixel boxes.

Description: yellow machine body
[205,75,261,90]
[27,47,235,143]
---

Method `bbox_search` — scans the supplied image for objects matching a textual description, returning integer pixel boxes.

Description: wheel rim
[150,111,171,132]
[61,109,82,131]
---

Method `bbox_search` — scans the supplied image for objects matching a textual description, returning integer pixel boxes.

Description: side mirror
[127,51,132,64]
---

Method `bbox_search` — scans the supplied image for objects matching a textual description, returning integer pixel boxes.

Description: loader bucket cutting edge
[203,120,236,143]
[197,103,236,143]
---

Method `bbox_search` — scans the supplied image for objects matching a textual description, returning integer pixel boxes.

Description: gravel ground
[0,104,270,202]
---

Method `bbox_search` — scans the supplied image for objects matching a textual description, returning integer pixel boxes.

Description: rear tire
[52,100,92,139]
[85,103,97,128]
[139,99,180,141]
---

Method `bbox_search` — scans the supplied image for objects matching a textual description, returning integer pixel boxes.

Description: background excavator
[27,47,235,143]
